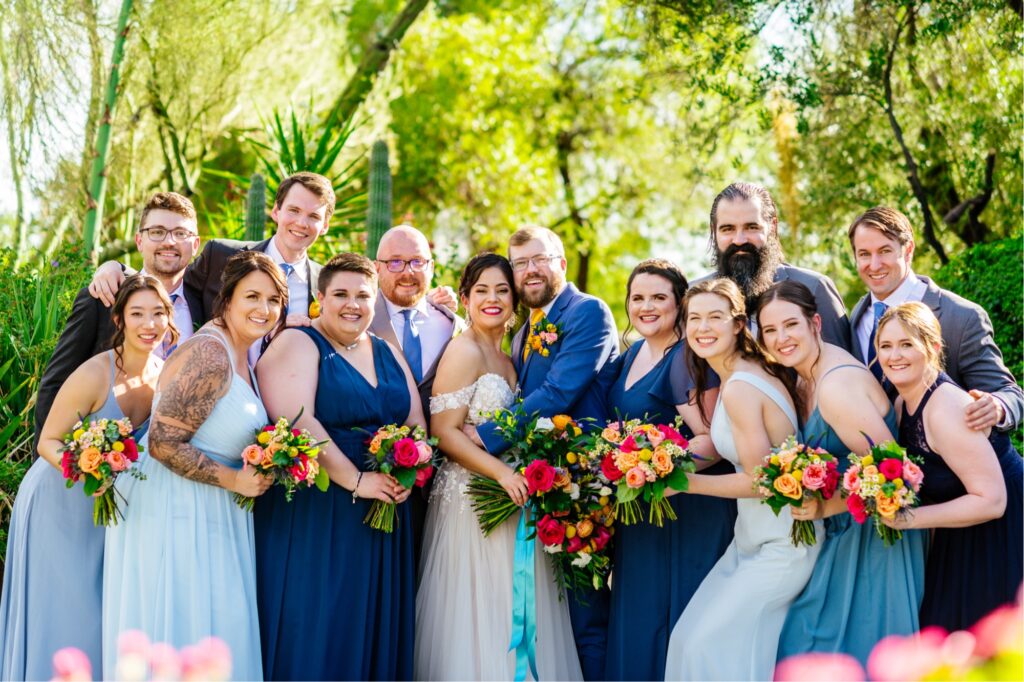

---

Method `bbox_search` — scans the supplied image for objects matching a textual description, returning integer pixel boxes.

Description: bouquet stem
[615,499,641,526]
[875,518,902,546]
[648,498,678,527]
[233,493,256,512]
[93,490,122,527]
[365,500,397,532]
[790,519,818,547]
[466,475,520,535]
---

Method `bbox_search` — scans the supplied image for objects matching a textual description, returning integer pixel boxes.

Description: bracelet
[351,471,364,503]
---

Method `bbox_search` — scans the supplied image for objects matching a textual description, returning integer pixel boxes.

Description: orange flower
[773,473,802,500]
[552,469,572,491]
[242,444,264,467]
[78,447,104,479]
[875,492,901,518]
[651,447,674,476]
[552,415,573,432]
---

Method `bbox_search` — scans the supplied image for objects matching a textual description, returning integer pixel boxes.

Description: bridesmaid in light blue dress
[0,276,173,680]
[102,252,286,680]
[757,282,926,667]
[663,278,821,681]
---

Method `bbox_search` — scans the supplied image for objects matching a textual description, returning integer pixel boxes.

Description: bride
[414,253,582,681]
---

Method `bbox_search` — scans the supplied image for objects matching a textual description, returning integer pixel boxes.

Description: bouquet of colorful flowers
[842,439,924,546]
[363,424,438,532]
[235,412,329,511]
[582,418,696,526]
[60,415,145,526]
[752,435,840,546]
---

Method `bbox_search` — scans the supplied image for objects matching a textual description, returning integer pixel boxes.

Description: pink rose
[620,435,639,453]
[415,465,434,487]
[536,514,565,546]
[566,535,585,553]
[600,454,623,482]
[646,428,665,447]
[393,438,419,467]
[122,438,139,463]
[241,444,264,467]
[801,463,827,491]
[51,647,93,681]
[524,460,557,495]
[625,466,647,489]
[60,451,75,480]
[105,450,129,473]
[591,525,611,551]
[846,493,868,524]
[902,460,924,492]
[842,466,861,495]
[878,458,903,481]
[658,424,688,448]
[288,454,310,482]
[415,441,433,465]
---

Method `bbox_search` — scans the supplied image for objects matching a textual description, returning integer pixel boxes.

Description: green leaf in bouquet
[394,467,416,490]
[649,479,667,499]
[380,462,393,475]
[83,475,100,496]
[664,467,690,492]
[314,466,330,492]
[616,481,640,503]
[765,495,790,515]
[272,451,291,467]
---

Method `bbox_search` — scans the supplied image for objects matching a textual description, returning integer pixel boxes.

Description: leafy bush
[0,243,92,565]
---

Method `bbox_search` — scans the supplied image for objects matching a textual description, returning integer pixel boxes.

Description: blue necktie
[402,309,423,383]
[867,301,888,383]
[279,262,294,314]
[162,293,180,358]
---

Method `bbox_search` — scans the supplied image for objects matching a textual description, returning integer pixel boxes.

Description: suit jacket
[693,263,851,349]
[33,282,204,452]
[477,283,620,455]
[368,294,466,416]
[184,237,322,321]
[850,275,1023,431]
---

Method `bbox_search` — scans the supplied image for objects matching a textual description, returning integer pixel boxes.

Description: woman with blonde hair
[878,301,1021,631]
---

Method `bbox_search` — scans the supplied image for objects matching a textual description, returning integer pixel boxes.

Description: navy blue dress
[899,372,1023,632]
[603,341,737,681]
[255,330,415,680]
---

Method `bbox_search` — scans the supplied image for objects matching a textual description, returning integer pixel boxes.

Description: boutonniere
[525,315,563,359]
[308,300,321,319]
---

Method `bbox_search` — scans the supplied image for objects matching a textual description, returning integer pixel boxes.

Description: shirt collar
[265,237,308,281]
[138,268,184,298]
[383,294,430,319]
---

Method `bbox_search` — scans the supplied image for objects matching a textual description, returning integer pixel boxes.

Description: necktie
[402,309,423,383]
[279,262,294,314]
[162,293,180,358]
[867,301,888,383]
[523,309,545,361]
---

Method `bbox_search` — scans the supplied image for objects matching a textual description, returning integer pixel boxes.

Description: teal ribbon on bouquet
[508,510,539,681]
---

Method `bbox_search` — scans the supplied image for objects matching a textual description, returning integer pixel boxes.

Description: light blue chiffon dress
[0,351,144,680]
[102,329,265,680]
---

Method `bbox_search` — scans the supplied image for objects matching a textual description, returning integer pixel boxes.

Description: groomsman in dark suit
[464,225,619,681]
[847,206,1022,431]
[35,192,204,449]
[693,181,851,348]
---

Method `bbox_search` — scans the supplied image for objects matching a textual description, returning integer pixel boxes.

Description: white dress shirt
[855,271,927,364]
[384,296,454,376]
[140,269,193,360]
[248,239,311,367]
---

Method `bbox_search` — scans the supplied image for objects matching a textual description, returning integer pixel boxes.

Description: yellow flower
[257,431,271,445]
[792,469,803,482]
[893,478,904,490]
[112,441,125,452]
[572,426,582,437]
[566,452,578,464]
[308,300,321,319]
[565,525,577,539]
[861,455,874,467]
[598,495,609,506]
[369,434,383,454]
[770,455,780,466]
[73,428,85,441]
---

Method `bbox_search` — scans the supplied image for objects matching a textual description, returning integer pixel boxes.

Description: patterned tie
[522,308,545,361]
[279,262,294,314]
[162,293,180,358]
[867,301,888,383]
[402,309,423,383]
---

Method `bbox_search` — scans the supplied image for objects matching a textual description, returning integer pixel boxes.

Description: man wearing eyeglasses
[35,192,204,450]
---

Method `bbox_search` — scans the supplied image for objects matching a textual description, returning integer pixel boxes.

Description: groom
[464,225,619,681]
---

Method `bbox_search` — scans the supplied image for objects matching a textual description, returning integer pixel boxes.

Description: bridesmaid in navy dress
[255,252,424,680]
[877,302,1022,631]
[604,260,736,681]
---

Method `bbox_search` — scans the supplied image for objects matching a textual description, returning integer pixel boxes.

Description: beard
[713,239,783,303]
[380,275,427,308]
[518,273,562,309]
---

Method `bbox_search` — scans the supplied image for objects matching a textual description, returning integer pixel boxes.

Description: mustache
[722,243,759,259]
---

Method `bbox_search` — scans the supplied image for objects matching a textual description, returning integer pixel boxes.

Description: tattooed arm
[149,335,270,496]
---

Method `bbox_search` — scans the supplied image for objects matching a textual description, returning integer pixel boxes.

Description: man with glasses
[35,192,204,449]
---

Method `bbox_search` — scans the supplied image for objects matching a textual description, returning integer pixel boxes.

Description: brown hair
[317,252,378,293]
[212,251,288,337]
[876,301,945,371]
[274,172,337,222]
[109,275,180,372]
[708,182,778,250]
[508,225,565,258]
[137,192,197,232]
[624,258,689,348]
[684,277,803,426]
[847,206,915,248]
[755,280,823,380]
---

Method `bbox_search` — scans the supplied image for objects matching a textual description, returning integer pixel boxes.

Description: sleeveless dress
[102,329,265,681]
[0,351,144,680]
[899,371,1023,632]
[255,329,416,680]
[664,371,822,681]
[414,373,582,681]
[603,341,736,681]
[778,364,926,665]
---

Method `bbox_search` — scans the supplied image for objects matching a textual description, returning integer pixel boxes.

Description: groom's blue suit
[477,283,619,681]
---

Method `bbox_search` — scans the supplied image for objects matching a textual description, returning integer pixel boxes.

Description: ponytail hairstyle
[684,277,803,426]
[109,274,179,372]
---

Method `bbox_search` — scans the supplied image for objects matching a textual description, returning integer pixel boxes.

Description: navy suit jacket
[477,283,620,455]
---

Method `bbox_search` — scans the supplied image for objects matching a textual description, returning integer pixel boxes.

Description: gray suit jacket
[693,263,851,349]
[850,275,1023,431]
[368,295,466,417]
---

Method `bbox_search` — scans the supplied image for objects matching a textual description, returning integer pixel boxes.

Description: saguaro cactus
[366,139,392,257]
[245,173,266,241]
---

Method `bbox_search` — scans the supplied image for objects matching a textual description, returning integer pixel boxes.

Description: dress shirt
[264,237,310,315]
[855,272,928,364]
[383,296,453,375]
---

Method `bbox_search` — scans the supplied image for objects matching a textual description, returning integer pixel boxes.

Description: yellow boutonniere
[308,300,321,319]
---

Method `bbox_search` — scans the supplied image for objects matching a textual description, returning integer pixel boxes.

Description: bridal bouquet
[842,439,924,546]
[583,418,696,526]
[363,424,438,532]
[60,415,145,526]
[235,412,329,511]
[752,435,839,546]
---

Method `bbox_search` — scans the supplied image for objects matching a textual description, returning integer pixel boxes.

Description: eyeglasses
[140,227,197,243]
[377,258,432,273]
[510,254,561,272]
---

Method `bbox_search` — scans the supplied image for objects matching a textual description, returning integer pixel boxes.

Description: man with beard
[464,225,619,682]
[35,192,203,450]
[698,182,850,348]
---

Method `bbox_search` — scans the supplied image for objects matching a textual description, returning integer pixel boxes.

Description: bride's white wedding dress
[414,373,582,681]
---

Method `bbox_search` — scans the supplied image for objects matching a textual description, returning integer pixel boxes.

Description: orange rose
[773,473,803,500]
[241,445,264,467]
[552,415,573,432]
[369,434,383,455]
[575,519,594,538]
[552,469,572,491]
[78,447,104,479]
[651,447,674,476]
[601,426,622,443]
[875,492,900,518]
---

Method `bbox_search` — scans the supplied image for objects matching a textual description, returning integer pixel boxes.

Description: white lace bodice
[429,373,515,426]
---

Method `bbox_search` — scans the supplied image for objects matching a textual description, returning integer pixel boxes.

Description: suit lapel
[919,275,944,321]
[849,294,869,360]
[370,295,400,348]
[519,285,576,384]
